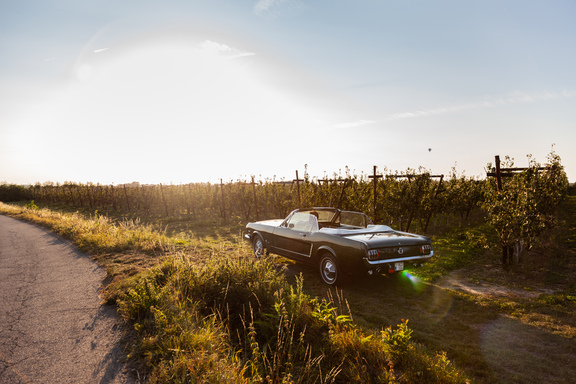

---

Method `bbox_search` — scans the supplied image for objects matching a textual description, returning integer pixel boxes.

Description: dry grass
[0,201,468,383]
[3,197,576,383]
[286,197,576,383]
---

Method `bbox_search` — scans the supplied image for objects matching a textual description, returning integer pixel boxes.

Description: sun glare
[9,30,345,185]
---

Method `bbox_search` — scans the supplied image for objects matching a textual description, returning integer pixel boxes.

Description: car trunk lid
[344,231,428,248]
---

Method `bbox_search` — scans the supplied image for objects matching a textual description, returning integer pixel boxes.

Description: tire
[252,234,265,259]
[319,253,343,286]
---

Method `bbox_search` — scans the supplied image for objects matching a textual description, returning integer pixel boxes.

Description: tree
[0,183,31,202]
[482,151,569,269]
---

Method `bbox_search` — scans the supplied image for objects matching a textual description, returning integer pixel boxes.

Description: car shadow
[279,258,423,295]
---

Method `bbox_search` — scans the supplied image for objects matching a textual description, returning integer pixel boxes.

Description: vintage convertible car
[245,207,434,285]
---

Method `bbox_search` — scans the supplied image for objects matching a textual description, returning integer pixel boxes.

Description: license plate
[394,262,404,271]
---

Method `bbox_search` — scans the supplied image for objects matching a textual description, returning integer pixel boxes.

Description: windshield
[299,209,338,223]
[292,209,373,229]
[337,211,373,228]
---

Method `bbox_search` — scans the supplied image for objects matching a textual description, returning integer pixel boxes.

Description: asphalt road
[0,215,130,384]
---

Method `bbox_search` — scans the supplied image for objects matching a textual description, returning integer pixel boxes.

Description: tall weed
[0,202,467,383]
[115,253,467,383]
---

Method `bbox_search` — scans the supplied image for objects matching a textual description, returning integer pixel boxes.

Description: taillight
[420,244,432,254]
[367,250,379,260]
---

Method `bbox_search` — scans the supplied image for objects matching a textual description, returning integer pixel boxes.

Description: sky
[1,0,575,185]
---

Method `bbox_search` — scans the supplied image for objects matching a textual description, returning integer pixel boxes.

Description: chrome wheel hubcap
[254,239,263,258]
[322,260,336,282]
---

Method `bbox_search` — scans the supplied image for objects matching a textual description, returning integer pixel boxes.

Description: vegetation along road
[0,215,129,384]
[0,159,574,382]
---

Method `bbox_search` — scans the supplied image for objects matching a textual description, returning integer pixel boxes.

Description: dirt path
[436,269,558,299]
[0,215,130,384]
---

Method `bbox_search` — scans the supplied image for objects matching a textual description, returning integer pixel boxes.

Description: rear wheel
[252,235,265,259]
[319,253,343,286]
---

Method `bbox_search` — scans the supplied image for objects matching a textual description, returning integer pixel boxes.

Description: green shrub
[483,151,569,269]
[115,254,467,383]
[25,200,39,210]
[0,183,31,202]
[0,202,467,383]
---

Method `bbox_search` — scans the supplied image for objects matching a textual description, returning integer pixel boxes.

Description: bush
[0,183,31,202]
[115,254,467,383]
[25,200,39,210]
[482,151,569,268]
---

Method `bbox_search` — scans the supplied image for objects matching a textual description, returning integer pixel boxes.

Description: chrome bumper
[363,251,434,267]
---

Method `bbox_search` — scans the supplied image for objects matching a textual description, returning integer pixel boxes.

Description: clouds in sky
[253,0,290,15]
[1,0,575,184]
[386,90,576,121]
[199,40,255,59]
[2,30,349,184]
[333,119,376,129]
[336,89,576,129]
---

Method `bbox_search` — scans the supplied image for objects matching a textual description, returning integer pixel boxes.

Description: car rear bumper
[362,252,433,273]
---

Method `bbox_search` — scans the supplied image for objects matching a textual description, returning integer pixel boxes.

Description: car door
[272,212,318,260]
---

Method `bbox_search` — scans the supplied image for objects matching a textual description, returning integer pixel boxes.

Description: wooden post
[337,179,349,209]
[64,185,72,206]
[76,185,84,207]
[405,175,425,232]
[68,185,76,207]
[87,186,94,209]
[141,185,149,216]
[160,183,169,216]
[294,170,303,207]
[186,183,194,217]
[220,179,226,222]
[251,176,259,221]
[369,165,383,223]
[111,185,118,211]
[97,185,103,208]
[424,175,444,232]
[495,155,502,192]
[319,178,346,208]
[317,178,324,205]
[123,185,131,211]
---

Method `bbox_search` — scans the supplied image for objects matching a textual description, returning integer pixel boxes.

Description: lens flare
[398,271,455,323]
[400,271,425,292]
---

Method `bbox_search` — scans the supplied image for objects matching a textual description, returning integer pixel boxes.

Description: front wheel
[319,253,343,286]
[252,235,265,259]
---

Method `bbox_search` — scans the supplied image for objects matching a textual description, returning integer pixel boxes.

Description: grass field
[1,196,575,383]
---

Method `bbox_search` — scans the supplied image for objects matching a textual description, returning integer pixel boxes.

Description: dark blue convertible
[245,207,434,285]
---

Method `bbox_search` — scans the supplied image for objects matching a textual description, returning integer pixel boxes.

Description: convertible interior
[287,208,375,232]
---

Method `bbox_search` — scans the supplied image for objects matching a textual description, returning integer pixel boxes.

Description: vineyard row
[23,170,486,233]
